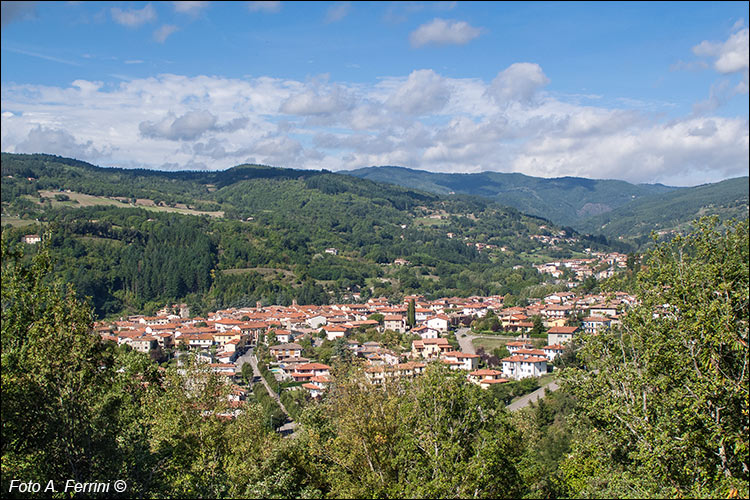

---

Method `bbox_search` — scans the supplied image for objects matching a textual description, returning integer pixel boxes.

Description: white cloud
[325,2,350,23]
[154,24,179,43]
[385,69,451,115]
[1,69,747,186]
[689,23,749,115]
[410,18,482,48]
[489,63,550,104]
[139,110,247,141]
[693,25,749,74]
[279,85,354,116]
[111,3,156,28]
[692,79,738,115]
[172,1,209,15]
[511,116,749,185]
[247,1,281,13]
[140,110,217,141]
[14,125,113,161]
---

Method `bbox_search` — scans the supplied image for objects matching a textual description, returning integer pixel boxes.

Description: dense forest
[1,153,624,319]
[575,176,750,240]
[2,217,747,498]
[347,165,749,244]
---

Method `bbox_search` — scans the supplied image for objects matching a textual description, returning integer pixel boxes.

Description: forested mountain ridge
[345,165,678,226]
[2,153,618,319]
[575,175,749,240]
[344,166,748,240]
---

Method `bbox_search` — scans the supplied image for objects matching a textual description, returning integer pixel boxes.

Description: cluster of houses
[528,227,578,247]
[534,252,629,283]
[94,290,633,401]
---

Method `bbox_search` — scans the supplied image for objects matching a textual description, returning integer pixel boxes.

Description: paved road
[238,348,298,434]
[507,379,560,411]
[455,328,560,412]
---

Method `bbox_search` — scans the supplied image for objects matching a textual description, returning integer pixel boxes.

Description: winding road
[236,348,298,435]
[456,328,560,411]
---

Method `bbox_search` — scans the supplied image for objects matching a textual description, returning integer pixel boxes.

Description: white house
[411,338,452,359]
[323,324,348,341]
[292,362,331,382]
[414,307,432,322]
[505,341,534,354]
[543,344,566,361]
[425,315,450,332]
[411,324,440,339]
[22,234,42,244]
[462,303,488,317]
[383,315,407,333]
[303,375,330,398]
[582,316,612,334]
[501,354,548,380]
[306,315,328,329]
[589,304,618,317]
[547,326,579,345]
[270,329,294,344]
[442,351,480,371]
[468,369,509,389]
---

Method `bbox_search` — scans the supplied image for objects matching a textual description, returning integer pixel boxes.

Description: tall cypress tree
[407,298,416,328]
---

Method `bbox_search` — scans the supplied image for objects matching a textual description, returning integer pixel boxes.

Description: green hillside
[345,166,678,227]
[576,176,749,241]
[2,153,614,318]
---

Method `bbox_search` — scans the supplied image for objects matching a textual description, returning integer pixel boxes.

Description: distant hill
[344,166,748,242]
[3,153,618,318]
[575,176,749,240]
[344,166,678,227]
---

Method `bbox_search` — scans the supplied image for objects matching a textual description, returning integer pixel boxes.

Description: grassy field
[35,191,224,218]
[0,216,39,228]
[471,337,510,351]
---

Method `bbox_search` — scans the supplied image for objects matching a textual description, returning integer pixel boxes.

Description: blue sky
[1,1,748,186]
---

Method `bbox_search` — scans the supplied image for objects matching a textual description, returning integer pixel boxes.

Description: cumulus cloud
[325,2,350,23]
[489,63,550,104]
[172,1,209,15]
[688,119,718,137]
[410,18,482,48]
[693,25,749,75]
[688,23,749,115]
[111,3,157,28]
[1,68,747,185]
[247,1,281,13]
[154,24,179,43]
[139,110,247,141]
[385,69,451,115]
[512,116,749,185]
[192,138,256,160]
[279,86,354,116]
[15,126,111,160]
[1,1,36,27]
[692,79,740,115]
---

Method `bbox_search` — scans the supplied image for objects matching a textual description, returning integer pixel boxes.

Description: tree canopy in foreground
[1,216,747,498]
[561,217,749,498]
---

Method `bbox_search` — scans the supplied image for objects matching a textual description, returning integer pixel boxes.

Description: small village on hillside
[93,288,636,418]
